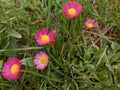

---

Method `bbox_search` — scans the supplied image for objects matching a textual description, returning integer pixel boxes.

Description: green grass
[0,0,120,90]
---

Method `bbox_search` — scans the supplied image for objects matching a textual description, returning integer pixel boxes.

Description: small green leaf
[83,52,91,61]
[117,83,120,87]
[111,42,119,52]
[106,62,114,74]
[79,80,88,88]
[0,60,3,69]
[71,81,76,90]
[22,57,34,67]
[98,70,112,87]
[101,78,111,86]
[86,64,95,71]
[8,31,22,38]
[86,86,95,90]
[50,71,61,81]
[97,70,108,79]
[77,62,85,71]
[5,38,17,57]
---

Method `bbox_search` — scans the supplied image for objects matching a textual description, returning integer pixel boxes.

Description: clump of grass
[0,0,120,90]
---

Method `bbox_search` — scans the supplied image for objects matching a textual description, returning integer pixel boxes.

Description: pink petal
[48,30,56,44]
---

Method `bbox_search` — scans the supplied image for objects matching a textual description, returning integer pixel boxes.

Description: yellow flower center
[87,23,93,28]
[11,64,19,74]
[40,56,48,65]
[41,35,50,44]
[68,8,76,16]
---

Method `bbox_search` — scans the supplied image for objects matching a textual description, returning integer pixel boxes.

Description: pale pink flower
[63,1,82,18]
[2,57,22,81]
[35,28,56,46]
[84,19,99,29]
[34,51,49,70]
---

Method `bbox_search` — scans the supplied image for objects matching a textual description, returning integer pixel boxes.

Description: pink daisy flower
[84,19,99,29]
[63,1,82,18]
[34,51,49,70]
[2,57,22,81]
[35,28,56,46]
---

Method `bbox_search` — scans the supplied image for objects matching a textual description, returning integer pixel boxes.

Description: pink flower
[2,57,22,81]
[35,28,56,46]
[34,51,49,70]
[63,1,82,18]
[84,19,99,29]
